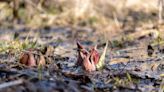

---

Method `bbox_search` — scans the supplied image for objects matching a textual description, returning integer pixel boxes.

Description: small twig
[119,58,131,74]
[0,79,24,89]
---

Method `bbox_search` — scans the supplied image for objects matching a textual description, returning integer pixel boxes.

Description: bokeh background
[0,0,160,29]
[0,0,163,45]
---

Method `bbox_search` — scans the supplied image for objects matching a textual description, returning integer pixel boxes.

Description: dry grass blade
[159,79,164,92]
[96,41,108,70]
[37,54,45,80]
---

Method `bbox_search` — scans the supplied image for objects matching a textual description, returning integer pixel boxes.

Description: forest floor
[0,0,164,92]
[0,24,164,92]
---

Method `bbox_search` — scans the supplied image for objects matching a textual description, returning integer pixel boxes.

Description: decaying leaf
[96,41,108,70]
[19,52,36,67]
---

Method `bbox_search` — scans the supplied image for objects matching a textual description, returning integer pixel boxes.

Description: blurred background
[0,0,163,45]
[0,0,160,29]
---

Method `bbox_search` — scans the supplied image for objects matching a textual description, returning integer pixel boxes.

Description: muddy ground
[0,24,163,92]
[0,0,164,92]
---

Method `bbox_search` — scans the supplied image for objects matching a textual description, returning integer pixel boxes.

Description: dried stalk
[0,79,24,89]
